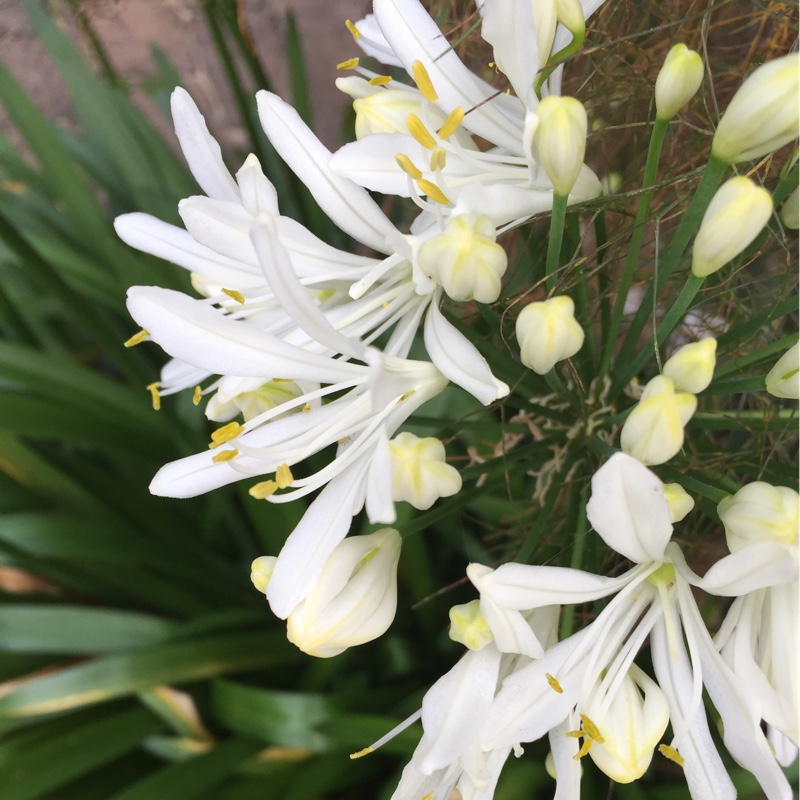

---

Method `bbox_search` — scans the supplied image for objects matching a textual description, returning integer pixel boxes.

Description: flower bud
[389,432,462,510]
[416,214,507,303]
[655,44,704,121]
[663,483,694,522]
[449,599,494,650]
[691,176,773,278]
[250,555,277,594]
[620,375,697,466]
[285,529,401,658]
[717,482,799,552]
[779,184,799,230]
[711,54,800,163]
[206,378,304,422]
[516,295,585,374]
[662,337,717,393]
[533,96,588,196]
[765,342,799,399]
[586,666,671,783]
[556,0,586,38]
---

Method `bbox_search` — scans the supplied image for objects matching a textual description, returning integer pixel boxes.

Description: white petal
[365,428,396,524]
[179,197,258,266]
[352,13,404,67]
[329,135,415,197]
[235,153,279,216]
[423,299,509,405]
[171,87,240,203]
[586,452,673,563]
[256,91,397,254]
[548,717,582,800]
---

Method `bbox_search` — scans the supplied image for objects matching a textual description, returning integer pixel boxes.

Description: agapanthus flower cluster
[117,0,799,797]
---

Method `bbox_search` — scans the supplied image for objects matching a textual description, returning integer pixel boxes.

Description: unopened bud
[389,432,462,510]
[718,482,799,552]
[516,295,585,375]
[765,342,799,399]
[449,599,494,650]
[663,338,717,393]
[534,96,588,196]
[655,44,704,120]
[663,483,695,522]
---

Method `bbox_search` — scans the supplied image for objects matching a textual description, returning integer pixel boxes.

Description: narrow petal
[179,196,258,266]
[329,135,416,197]
[235,153,280,216]
[548,716,582,800]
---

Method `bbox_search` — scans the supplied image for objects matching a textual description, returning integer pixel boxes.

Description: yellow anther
[124,328,149,348]
[146,382,161,411]
[579,714,605,743]
[412,59,438,103]
[573,737,594,760]
[337,57,360,70]
[417,178,451,205]
[395,153,423,180]
[212,449,239,463]
[221,287,245,304]
[302,403,312,412]
[349,747,373,760]
[368,75,392,86]
[406,114,437,150]
[420,793,434,800]
[438,106,464,139]
[658,744,685,767]
[546,673,564,693]
[209,421,243,448]
[429,146,447,172]
[275,463,293,489]
[565,729,584,739]
[193,385,203,406]
[338,436,352,446]
[345,19,360,39]
[249,480,278,499]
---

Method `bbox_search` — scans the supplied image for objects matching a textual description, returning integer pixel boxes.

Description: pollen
[406,114,437,150]
[193,385,203,406]
[146,382,161,410]
[209,421,243,448]
[275,463,293,489]
[249,480,278,499]
[658,744,685,767]
[579,714,604,743]
[337,57,359,70]
[417,178,451,205]
[124,328,149,347]
[368,75,392,86]
[221,287,245,304]
[349,747,373,760]
[345,19,360,39]
[545,673,564,693]
[395,153,423,180]
[212,449,238,463]
[412,59,438,103]
[429,146,446,171]
[438,106,464,139]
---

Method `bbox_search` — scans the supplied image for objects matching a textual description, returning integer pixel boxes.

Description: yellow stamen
[412,59,438,103]
[545,673,564,693]
[420,793,434,800]
[338,436,352,446]
[395,153,423,180]
[429,146,446,172]
[193,386,203,406]
[337,57,359,70]
[222,287,245,304]
[302,403,312,412]
[275,463,293,489]
[345,19,360,39]
[209,421,243,448]
[406,114,437,150]
[579,714,604,743]
[565,729,583,738]
[249,480,278,499]
[658,744,685,767]
[146,382,161,411]
[124,328,149,348]
[438,106,464,139]
[212,449,238,463]
[368,75,392,86]
[573,737,593,760]
[417,178,451,205]
[349,747,373,760]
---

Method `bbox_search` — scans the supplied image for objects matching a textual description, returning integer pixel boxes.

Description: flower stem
[545,193,569,293]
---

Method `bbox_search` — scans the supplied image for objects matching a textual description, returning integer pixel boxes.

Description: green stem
[559,489,588,640]
[598,117,668,378]
[545,193,568,293]
[535,28,585,97]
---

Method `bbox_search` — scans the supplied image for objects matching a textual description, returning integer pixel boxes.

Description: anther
[337,57,359,70]
[349,747,373,760]
[193,386,203,406]
[212,449,238,463]
[395,153,423,180]
[146,382,161,411]
[658,744,685,767]
[249,480,278,499]
[438,106,464,140]
[429,146,446,172]
[545,673,564,693]
[222,287,245,304]
[406,114,437,150]
[573,738,594,760]
[345,19,360,39]
[209,421,243,448]
[417,179,451,205]
[275,463,293,489]
[579,714,605,743]
[368,75,392,86]
[412,60,438,103]
[125,328,149,348]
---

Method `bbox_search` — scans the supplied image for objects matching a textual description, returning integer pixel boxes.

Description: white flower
[663,337,717,393]
[765,342,799,399]
[655,44,704,121]
[388,432,462,510]
[516,295,585,375]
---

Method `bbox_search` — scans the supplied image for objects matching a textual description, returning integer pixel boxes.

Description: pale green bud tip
[449,599,494,650]
[533,96,588,196]
[662,337,717,393]
[556,0,586,37]
[516,295,585,375]
[718,482,799,552]
[779,184,800,230]
[712,53,800,163]
[765,342,799,399]
[655,43,704,120]
[691,176,773,278]
[662,483,695,522]
[388,432,462,511]
[250,556,277,593]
